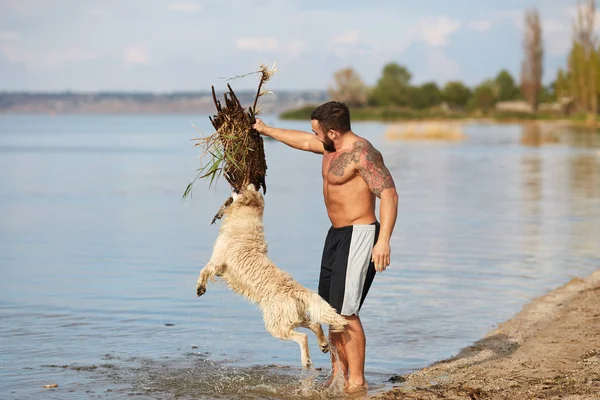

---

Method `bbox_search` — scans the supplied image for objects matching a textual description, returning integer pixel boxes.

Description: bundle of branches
[183,64,276,224]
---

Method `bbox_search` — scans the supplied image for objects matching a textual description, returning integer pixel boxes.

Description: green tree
[539,83,556,103]
[369,63,412,106]
[555,67,570,100]
[569,42,587,111]
[410,82,442,109]
[328,67,369,107]
[441,81,472,107]
[472,80,498,112]
[494,69,520,101]
[568,0,597,120]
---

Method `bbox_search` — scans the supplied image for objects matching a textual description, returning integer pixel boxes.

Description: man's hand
[253,118,269,135]
[372,241,390,272]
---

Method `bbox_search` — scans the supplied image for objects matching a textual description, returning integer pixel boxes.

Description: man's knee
[343,314,363,329]
[330,330,344,342]
[342,314,360,322]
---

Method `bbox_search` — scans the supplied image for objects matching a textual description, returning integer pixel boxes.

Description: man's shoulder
[349,137,379,155]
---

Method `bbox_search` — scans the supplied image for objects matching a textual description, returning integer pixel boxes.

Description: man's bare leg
[327,315,368,392]
[341,315,368,393]
[328,330,348,387]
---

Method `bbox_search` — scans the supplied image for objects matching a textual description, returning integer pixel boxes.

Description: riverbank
[371,269,600,399]
[280,105,598,128]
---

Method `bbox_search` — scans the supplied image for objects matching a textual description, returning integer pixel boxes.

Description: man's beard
[323,137,335,152]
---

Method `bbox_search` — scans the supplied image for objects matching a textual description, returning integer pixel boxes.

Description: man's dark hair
[310,101,351,134]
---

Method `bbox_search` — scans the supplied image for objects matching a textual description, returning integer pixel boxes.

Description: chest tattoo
[328,144,362,177]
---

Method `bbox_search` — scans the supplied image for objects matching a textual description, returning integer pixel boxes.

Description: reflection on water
[570,154,600,200]
[520,123,560,147]
[0,116,599,399]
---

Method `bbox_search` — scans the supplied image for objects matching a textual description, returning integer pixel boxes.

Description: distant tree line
[328,63,554,113]
[328,0,600,122]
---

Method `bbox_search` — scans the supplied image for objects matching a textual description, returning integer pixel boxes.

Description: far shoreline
[279,105,600,129]
[1,111,598,130]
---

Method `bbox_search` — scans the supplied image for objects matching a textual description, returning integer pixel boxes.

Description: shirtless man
[253,101,398,393]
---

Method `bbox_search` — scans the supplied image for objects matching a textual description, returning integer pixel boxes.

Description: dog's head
[228,184,264,214]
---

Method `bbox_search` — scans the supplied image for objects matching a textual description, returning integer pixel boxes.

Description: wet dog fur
[196,184,347,368]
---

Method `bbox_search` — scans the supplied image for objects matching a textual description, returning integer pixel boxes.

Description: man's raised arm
[253,119,324,154]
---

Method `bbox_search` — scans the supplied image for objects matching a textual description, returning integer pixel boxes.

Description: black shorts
[318,222,380,316]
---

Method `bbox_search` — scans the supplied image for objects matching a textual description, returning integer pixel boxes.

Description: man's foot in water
[344,381,368,396]
[323,372,346,389]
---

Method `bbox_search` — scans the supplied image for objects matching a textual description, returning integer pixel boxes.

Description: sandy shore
[372,269,600,400]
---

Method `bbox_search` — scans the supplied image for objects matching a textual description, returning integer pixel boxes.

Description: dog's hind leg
[196,262,225,297]
[289,330,312,370]
[263,307,312,369]
[302,321,330,354]
[269,328,312,370]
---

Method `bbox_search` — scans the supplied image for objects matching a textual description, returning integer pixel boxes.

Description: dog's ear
[250,190,264,209]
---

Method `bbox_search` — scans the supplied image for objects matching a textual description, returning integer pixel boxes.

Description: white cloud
[0,31,18,40]
[328,30,382,58]
[425,49,460,82]
[0,45,100,67]
[496,10,523,30]
[414,17,461,47]
[544,19,566,33]
[281,39,307,58]
[0,45,32,63]
[167,3,202,14]
[124,47,149,65]
[82,6,108,17]
[468,20,492,32]
[543,19,570,57]
[235,37,279,52]
[3,0,54,13]
[47,48,100,65]
[234,37,307,58]
[331,30,360,45]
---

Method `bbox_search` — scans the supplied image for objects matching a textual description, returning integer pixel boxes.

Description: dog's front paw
[302,358,313,370]
[320,342,330,354]
[196,284,206,297]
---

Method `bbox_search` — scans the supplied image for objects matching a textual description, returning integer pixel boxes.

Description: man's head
[310,101,351,152]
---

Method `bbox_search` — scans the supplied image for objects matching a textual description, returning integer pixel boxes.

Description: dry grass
[183,64,277,223]
[384,122,465,142]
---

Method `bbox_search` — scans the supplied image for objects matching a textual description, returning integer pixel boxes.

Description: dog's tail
[305,292,348,332]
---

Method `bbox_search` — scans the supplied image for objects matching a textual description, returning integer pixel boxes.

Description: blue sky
[0,0,589,92]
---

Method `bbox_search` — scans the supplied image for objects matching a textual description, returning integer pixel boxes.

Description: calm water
[1,115,599,399]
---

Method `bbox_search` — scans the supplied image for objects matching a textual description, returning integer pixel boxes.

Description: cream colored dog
[196,184,347,369]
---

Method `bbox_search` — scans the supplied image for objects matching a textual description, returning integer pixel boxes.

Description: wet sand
[373,269,600,400]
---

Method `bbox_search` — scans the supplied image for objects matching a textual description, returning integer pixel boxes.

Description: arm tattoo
[355,141,395,197]
[328,140,395,197]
